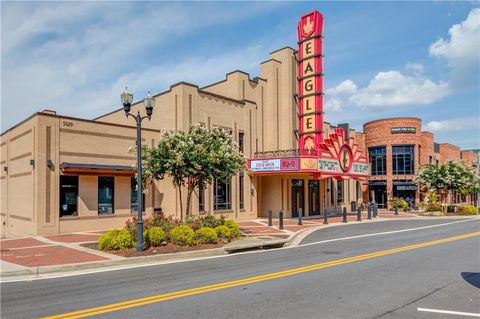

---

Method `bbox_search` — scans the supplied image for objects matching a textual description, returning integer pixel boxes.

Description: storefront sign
[395,185,417,191]
[391,127,416,134]
[280,158,299,171]
[297,11,324,150]
[318,158,341,173]
[250,159,281,172]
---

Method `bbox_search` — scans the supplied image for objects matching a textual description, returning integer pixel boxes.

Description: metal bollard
[268,209,273,226]
[394,205,399,216]
[368,203,372,220]
[279,210,284,230]
[357,206,362,221]
[298,208,303,226]
[342,207,348,223]
[323,208,328,224]
[373,203,378,218]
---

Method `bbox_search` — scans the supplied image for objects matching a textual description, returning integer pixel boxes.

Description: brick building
[359,117,478,208]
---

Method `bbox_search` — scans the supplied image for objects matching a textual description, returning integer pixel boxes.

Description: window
[60,176,78,217]
[369,146,386,175]
[330,179,334,205]
[214,178,231,211]
[239,132,244,153]
[337,180,344,204]
[392,145,415,175]
[98,176,114,214]
[130,177,145,213]
[198,184,205,212]
[239,173,244,210]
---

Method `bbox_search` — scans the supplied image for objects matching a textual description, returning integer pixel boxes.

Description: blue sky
[1,1,479,148]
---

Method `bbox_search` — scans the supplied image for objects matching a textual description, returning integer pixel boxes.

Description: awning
[60,162,135,176]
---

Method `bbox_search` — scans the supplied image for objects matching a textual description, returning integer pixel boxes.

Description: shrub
[421,192,443,212]
[456,205,478,215]
[147,226,165,246]
[447,205,457,213]
[215,225,231,242]
[98,229,134,251]
[388,197,409,210]
[198,215,225,228]
[224,220,240,238]
[170,225,195,246]
[195,227,218,244]
[419,211,445,217]
[125,213,181,241]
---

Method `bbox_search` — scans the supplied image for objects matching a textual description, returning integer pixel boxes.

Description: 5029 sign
[62,121,73,127]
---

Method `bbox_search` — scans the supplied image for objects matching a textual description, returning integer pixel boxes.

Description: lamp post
[121,87,154,252]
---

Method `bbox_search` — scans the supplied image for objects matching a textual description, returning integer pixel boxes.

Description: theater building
[361,117,478,208]
[1,11,372,237]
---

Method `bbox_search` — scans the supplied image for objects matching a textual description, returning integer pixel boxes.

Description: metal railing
[253,149,319,158]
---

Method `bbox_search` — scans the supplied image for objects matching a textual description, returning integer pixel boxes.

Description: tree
[141,124,245,220]
[415,160,477,209]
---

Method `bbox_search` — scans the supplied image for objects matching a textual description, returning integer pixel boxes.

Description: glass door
[308,180,320,215]
[291,179,304,218]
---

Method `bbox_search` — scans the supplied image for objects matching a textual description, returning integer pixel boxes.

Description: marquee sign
[297,11,324,150]
[246,10,370,180]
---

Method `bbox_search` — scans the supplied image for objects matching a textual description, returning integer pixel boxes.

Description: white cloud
[429,8,480,87]
[325,68,449,110]
[423,117,480,132]
[405,62,425,74]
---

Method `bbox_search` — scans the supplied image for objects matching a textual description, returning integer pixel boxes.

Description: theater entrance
[291,179,304,218]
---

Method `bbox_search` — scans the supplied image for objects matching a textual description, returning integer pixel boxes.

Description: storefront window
[60,176,78,217]
[308,180,320,215]
[239,132,244,153]
[98,176,114,214]
[337,180,344,204]
[369,146,386,175]
[214,178,231,211]
[198,184,205,212]
[130,177,145,213]
[239,172,244,210]
[392,145,414,175]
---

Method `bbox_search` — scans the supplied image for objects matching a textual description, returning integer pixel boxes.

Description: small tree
[415,160,476,210]
[141,125,245,220]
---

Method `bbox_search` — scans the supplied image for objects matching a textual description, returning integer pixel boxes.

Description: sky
[1,1,479,149]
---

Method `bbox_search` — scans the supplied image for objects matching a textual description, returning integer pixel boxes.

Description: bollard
[342,207,348,223]
[298,208,303,226]
[279,210,284,230]
[394,205,399,216]
[357,206,362,221]
[268,209,273,226]
[323,208,328,224]
[368,203,372,220]
[373,203,378,218]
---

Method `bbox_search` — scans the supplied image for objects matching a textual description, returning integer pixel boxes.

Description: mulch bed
[81,242,225,257]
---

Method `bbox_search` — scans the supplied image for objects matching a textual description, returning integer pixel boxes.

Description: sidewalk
[0,210,418,279]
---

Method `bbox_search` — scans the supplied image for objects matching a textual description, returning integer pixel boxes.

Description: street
[1,218,479,319]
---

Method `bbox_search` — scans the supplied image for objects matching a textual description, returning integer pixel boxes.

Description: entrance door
[369,184,387,208]
[308,180,320,215]
[291,179,304,218]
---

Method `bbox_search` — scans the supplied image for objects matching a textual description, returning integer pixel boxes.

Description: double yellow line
[42,231,480,319]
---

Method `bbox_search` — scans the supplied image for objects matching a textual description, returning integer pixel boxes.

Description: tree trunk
[178,186,184,221]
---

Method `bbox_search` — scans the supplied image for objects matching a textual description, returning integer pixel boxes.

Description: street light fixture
[121,87,155,252]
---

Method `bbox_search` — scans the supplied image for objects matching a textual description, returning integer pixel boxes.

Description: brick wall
[439,143,461,164]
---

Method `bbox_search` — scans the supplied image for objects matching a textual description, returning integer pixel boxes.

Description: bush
[98,229,134,251]
[195,227,218,244]
[456,205,478,215]
[198,215,225,229]
[125,213,181,241]
[421,192,443,212]
[224,220,240,238]
[419,211,445,217]
[215,225,231,242]
[147,226,165,246]
[389,197,409,210]
[447,205,457,213]
[170,225,195,246]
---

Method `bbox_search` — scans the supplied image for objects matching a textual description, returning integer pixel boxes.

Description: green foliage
[146,226,165,246]
[125,213,181,241]
[214,225,231,242]
[420,192,443,212]
[170,225,195,246]
[194,227,218,244]
[141,125,246,219]
[98,229,134,251]
[388,197,409,210]
[224,220,241,238]
[198,215,225,228]
[456,205,478,215]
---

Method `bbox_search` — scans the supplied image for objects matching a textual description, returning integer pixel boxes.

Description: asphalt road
[1,218,479,319]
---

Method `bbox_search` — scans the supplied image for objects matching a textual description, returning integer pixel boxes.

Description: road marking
[1,218,477,283]
[418,307,480,317]
[40,231,480,319]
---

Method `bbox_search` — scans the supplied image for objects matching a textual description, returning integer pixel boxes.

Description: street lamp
[121,87,155,252]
